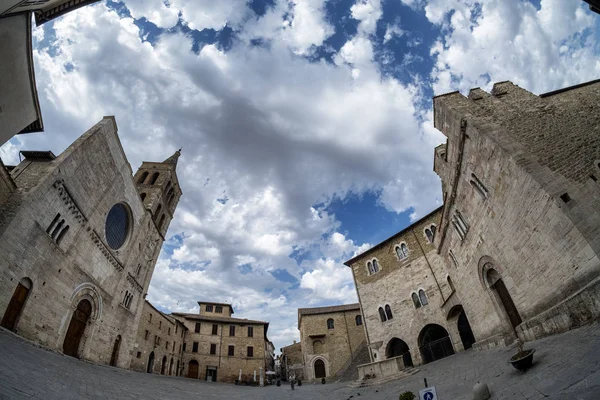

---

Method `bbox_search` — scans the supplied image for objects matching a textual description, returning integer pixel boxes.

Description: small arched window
[384,304,393,320]
[396,243,409,260]
[419,289,428,306]
[155,204,162,219]
[56,225,69,244]
[165,181,172,193]
[138,171,149,184]
[123,291,129,304]
[149,172,160,185]
[425,228,434,243]
[136,264,142,276]
[355,315,362,326]
[140,193,146,202]
[447,276,455,292]
[412,293,421,309]
[158,214,166,230]
[378,307,387,322]
[327,318,334,329]
[367,261,374,275]
[372,259,379,273]
[430,224,436,238]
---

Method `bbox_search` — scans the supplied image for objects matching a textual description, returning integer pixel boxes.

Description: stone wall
[345,209,462,367]
[298,305,367,380]
[433,80,600,347]
[280,341,303,380]
[130,301,186,375]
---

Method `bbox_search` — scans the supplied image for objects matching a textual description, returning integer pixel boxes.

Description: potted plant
[399,392,416,400]
[509,338,535,371]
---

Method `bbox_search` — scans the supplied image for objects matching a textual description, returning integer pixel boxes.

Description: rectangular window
[247,326,254,337]
[210,343,217,355]
[192,342,198,353]
[215,305,223,313]
[168,328,171,335]
[154,336,158,346]
[206,305,213,312]
[149,313,152,323]
[175,325,178,334]
[212,324,218,335]
[145,330,149,340]
[179,344,182,353]
[183,343,186,352]
[229,325,235,336]
[470,173,489,199]
[195,322,201,333]
[166,341,169,350]
[136,352,141,358]
[247,346,253,357]
[228,345,234,356]
[173,341,176,351]
[159,321,162,330]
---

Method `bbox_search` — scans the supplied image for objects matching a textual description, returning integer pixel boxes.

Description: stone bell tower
[133,149,182,237]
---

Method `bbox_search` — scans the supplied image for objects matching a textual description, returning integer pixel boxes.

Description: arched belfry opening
[483,262,522,332]
[386,337,413,367]
[418,324,454,364]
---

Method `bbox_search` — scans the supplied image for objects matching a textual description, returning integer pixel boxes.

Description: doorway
[385,337,413,367]
[206,366,217,382]
[485,267,522,331]
[418,324,455,364]
[314,359,326,378]
[110,335,121,366]
[457,311,476,349]
[161,356,167,375]
[188,360,199,379]
[169,358,173,375]
[63,299,92,358]
[1,278,32,331]
[147,352,155,373]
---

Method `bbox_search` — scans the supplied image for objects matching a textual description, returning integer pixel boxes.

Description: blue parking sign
[419,387,438,400]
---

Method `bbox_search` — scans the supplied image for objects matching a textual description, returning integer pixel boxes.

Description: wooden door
[147,352,155,373]
[314,359,326,378]
[188,361,199,379]
[495,279,522,330]
[110,336,121,366]
[63,300,92,358]
[1,283,30,331]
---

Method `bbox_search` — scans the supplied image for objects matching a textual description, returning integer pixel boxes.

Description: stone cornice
[127,273,143,293]
[53,179,87,226]
[88,228,124,272]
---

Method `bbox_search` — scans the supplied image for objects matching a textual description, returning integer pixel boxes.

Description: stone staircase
[334,342,372,382]
[347,367,420,388]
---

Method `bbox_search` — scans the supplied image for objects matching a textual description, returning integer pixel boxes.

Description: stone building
[172,301,271,383]
[297,304,368,381]
[130,300,187,376]
[0,0,101,144]
[344,209,473,369]
[432,80,600,349]
[0,117,182,368]
[280,341,303,381]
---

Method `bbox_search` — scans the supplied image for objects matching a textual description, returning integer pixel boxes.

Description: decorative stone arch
[416,287,429,306]
[313,339,324,354]
[384,337,413,367]
[57,283,103,358]
[309,356,329,380]
[477,255,505,289]
[394,242,409,261]
[410,291,421,308]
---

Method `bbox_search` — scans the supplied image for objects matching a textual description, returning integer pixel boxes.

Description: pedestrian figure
[290,377,295,390]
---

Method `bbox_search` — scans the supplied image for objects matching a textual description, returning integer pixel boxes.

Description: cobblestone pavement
[1,323,600,399]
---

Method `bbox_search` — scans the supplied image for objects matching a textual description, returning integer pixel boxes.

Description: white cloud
[384,21,405,43]
[121,0,179,28]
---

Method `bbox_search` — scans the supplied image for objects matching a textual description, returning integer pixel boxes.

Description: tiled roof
[171,312,267,326]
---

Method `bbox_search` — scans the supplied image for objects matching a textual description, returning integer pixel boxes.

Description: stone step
[348,368,420,388]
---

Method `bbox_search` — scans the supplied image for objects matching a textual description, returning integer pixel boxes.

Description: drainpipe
[412,229,445,303]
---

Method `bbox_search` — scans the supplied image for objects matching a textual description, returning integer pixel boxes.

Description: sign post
[419,386,438,400]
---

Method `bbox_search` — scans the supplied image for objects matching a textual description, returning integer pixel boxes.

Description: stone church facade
[0,116,182,368]
[347,79,600,373]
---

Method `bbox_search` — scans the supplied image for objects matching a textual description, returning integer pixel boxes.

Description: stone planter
[509,349,535,371]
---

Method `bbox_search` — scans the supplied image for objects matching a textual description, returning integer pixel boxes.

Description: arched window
[165,181,172,193]
[51,219,65,239]
[419,289,428,306]
[425,228,434,243]
[138,171,149,184]
[378,307,387,322]
[327,318,334,329]
[136,264,142,276]
[447,276,455,292]
[385,304,393,320]
[123,291,129,304]
[149,172,160,185]
[396,243,409,260]
[140,193,146,202]
[155,204,162,220]
[158,214,166,230]
[355,315,362,326]
[56,225,69,244]
[430,225,436,239]
[372,259,379,273]
[412,293,421,308]
[367,261,374,275]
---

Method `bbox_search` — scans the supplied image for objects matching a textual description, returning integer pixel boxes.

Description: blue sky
[1,0,599,351]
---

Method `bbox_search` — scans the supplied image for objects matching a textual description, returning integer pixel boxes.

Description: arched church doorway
[188,360,199,379]
[63,299,92,358]
[110,335,121,366]
[161,356,167,375]
[1,277,32,331]
[418,324,454,364]
[385,337,413,367]
[314,359,326,378]
[147,352,155,373]
[485,267,522,331]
